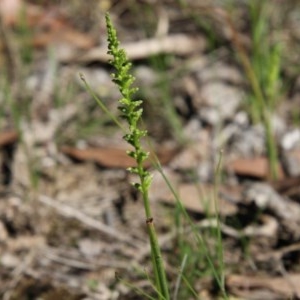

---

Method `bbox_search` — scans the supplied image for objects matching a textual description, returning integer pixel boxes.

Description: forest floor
[1,1,300,299]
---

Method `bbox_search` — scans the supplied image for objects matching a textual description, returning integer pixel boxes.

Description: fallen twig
[60,34,206,63]
[38,195,143,248]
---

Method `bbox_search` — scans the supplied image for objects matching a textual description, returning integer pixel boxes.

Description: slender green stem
[79,73,126,132]
[147,218,169,300]
[173,254,188,300]
[213,150,226,295]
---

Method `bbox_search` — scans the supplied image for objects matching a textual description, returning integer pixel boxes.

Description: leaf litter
[1,1,300,299]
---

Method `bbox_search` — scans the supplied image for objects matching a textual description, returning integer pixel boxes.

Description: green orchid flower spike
[105,13,170,300]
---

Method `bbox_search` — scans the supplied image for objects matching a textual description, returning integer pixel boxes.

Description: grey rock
[198,82,244,124]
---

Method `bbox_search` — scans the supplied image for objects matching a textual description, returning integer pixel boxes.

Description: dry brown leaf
[31,10,95,50]
[0,2,95,50]
[158,183,237,216]
[61,146,135,168]
[32,26,95,50]
[0,130,18,147]
[229,157,284,180]
[60,145,176,168]
[227,273,300,298]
